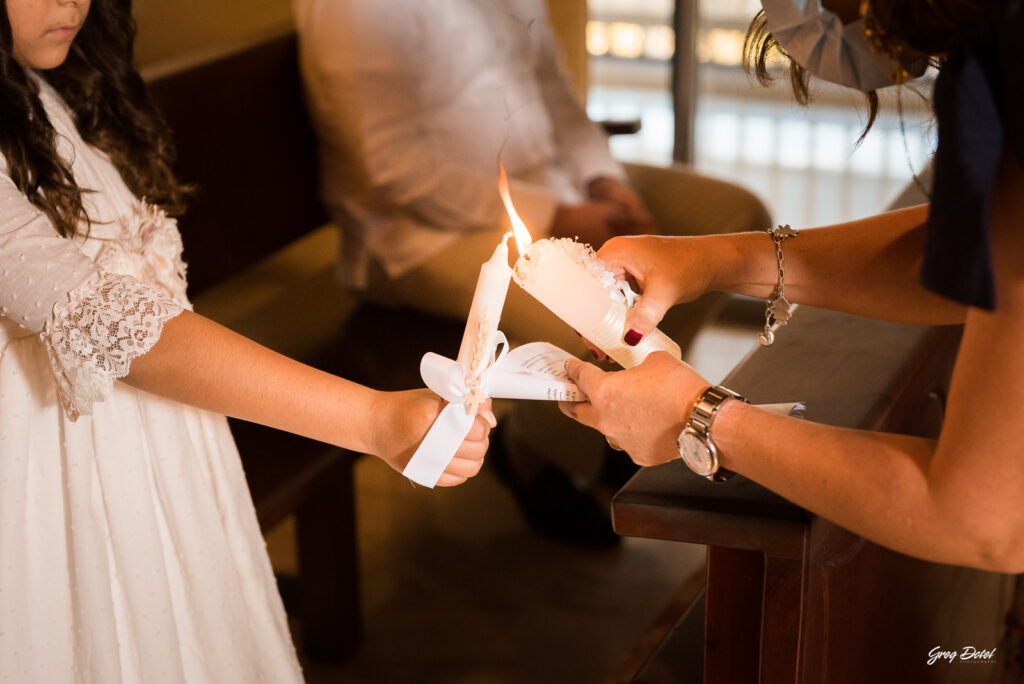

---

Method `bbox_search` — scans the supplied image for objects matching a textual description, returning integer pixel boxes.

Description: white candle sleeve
[513,238,681,368]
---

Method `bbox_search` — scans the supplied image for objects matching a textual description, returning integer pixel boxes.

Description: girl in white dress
[0,0,491,681]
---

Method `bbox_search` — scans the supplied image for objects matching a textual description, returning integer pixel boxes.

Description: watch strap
[689,385,745,436]
[687,385,746,481]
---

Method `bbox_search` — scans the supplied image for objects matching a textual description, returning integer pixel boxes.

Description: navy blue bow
[923,0,1024,310]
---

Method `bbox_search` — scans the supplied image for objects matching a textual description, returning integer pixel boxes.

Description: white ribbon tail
[402,402,476,488]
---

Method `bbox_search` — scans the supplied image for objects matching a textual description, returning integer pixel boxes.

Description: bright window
[587,0,936,226]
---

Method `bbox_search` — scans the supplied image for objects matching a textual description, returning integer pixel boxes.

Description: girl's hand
[370,389,494,486]
[598,235,716,342]
[559,352,709,467]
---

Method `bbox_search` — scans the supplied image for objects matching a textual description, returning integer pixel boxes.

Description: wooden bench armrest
[599,118,642,136]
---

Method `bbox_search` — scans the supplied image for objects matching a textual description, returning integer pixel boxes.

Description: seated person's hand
[587,176,655,236]
[559,352,708,467]
[550,177,654,247]
[550,199,624,248]
[371,389,494,486]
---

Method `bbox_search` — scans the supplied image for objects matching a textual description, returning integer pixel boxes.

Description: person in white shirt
[295,0,770,544]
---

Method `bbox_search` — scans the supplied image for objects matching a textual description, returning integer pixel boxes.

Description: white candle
[457,236,511,411]
[513,237,680,368]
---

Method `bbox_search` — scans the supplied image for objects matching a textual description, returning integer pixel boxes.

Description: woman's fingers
[579,335,608,362]
[558,399,580,421]
[564,357,606,394]
[596,235,687,341]
[560,358,607,428]
[623,282,676,341]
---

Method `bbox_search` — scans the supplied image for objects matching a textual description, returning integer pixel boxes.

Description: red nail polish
[624,329,643,346]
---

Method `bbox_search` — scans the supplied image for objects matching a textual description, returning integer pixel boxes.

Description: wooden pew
[614,308,1016,683]
[144,32,361,664]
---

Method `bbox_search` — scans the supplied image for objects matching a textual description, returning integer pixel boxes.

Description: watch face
[678,429,715,477]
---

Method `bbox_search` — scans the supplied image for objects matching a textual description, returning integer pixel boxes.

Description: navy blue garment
[925,0,1024,309]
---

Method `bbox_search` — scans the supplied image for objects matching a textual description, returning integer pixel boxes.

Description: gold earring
[860,0,909,84]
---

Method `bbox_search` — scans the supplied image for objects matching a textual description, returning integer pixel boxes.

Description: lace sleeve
[43,272,183,420]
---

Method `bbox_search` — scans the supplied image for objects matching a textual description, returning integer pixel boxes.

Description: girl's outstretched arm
[125,311,491,487]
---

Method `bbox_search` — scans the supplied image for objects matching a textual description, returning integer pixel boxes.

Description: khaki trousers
[366,163,771,482]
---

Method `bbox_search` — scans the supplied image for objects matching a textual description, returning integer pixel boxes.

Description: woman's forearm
[123,310,382,454]
[714,400,1022,572]
[708,166,1024,572]
[704,204,967,325]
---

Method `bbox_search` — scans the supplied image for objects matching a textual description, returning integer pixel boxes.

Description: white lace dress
[0,77,304,683]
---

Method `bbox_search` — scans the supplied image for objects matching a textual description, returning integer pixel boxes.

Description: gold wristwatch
[676,385,746,482]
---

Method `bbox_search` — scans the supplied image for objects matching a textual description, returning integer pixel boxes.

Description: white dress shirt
[295,0,625,287]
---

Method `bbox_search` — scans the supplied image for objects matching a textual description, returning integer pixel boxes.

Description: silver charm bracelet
[758,224,798,346]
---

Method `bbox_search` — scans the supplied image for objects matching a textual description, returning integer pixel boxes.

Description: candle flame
[498,163,533,255]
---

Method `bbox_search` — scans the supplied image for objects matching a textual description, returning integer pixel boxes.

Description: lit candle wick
[498,163,533,255]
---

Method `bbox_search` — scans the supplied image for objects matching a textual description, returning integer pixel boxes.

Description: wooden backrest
[145,32,327,296]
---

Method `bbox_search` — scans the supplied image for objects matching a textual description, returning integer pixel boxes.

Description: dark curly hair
[0,0,189,238]
[742,1,989,136]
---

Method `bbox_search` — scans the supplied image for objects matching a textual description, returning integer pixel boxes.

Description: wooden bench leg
[760,556,803,683]
[704,546,763,684]
[704,547,804,684]
[296,453,361,662]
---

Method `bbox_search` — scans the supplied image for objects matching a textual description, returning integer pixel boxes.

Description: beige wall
[545,0,589,98]
[133,0,293,68]
[134,0,589,89]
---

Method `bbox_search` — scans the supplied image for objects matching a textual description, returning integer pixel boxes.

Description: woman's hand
[369,389,494,486]
[599,235,717,340]
[578,235,717,361]
[559,352,709,466]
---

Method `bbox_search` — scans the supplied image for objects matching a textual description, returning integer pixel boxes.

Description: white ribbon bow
[402,333,583,487]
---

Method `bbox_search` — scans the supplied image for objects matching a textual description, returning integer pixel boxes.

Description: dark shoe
[490,432,620,548]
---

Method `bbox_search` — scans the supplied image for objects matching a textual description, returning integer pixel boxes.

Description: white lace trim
[43,272,183,420]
